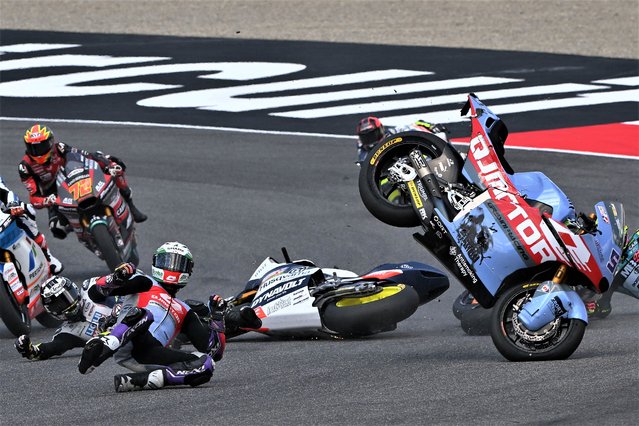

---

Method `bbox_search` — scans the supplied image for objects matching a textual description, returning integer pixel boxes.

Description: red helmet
[24,124,54,164]
[356,116,385,148]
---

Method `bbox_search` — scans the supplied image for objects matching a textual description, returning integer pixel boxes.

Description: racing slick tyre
[322,284,420,336]
[454,290,492,335]
[358,131,450,228]
[126,246,140,267]
[490,283,587,361]
[0,277,31,337]
[91,223,124,271]
[35,311,63,328]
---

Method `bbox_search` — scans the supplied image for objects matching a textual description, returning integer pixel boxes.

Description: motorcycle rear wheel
[322,284,419,336]
[490,283,586,361]
[358,131,448,228]
[0,277,31,337]
[91,223,124,271]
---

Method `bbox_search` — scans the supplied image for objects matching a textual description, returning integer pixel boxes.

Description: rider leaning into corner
[0,176,63,274]
[17,124,148,242]
[73,242,262,392]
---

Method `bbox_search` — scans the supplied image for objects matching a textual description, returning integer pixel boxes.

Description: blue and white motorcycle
[359,94,629,361]
[0,208,61,336]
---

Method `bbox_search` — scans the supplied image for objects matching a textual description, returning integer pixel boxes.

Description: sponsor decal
[453,253,478,284]
[257,266,314,296]
[597,205,610,223]
[540,284,551,293]
[470,133,557,265]
[370,137,403,165]
[85,322,97,337]
[29,263,44,279]
[408,181,424,209]
[253,277,306,306]
[485,201,530,262]
[265,295,292,315]
[606,249,620,274]
[176,364,206,376]
[456,208,497,265]
[549,296,567,317]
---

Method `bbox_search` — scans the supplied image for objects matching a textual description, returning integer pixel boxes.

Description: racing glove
[106,162,124,177]
[42,194,57,207]
[207,295,227,361]
[112,262,136,283]
[15,335,41,360]
[49,216,68,240]
[6,201,26,217]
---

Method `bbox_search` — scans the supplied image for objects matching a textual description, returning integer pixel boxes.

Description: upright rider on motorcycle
[0,176,63,274]
[18,124,148,242]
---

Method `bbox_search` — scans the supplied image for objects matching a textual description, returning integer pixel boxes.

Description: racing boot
[114,355,214,392]
[79,308,153,374]
[120,188,147,223]
[33,233,64,274]
[78,334,120,374]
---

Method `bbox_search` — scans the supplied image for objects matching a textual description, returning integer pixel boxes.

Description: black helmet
[41,276,81,321]
[356,116,385,148]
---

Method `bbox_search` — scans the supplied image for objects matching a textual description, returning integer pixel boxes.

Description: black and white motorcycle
[224,248,449,338]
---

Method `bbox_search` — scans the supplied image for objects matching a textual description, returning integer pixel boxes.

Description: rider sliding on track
[75,242,261,392]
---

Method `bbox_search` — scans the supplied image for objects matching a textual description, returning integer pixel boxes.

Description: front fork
[517,264,589,331]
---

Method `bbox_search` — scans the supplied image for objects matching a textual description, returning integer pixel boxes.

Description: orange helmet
[24,124,54,164]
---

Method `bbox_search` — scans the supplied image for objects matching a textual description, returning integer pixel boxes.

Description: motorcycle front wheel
[490,283,586,361]
[91,223,124,271]
[322,284,419,337]
[358,131,449,228]
[0,277,31,337]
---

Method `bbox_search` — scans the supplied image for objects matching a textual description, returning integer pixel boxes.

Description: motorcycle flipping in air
[359,93,628,361]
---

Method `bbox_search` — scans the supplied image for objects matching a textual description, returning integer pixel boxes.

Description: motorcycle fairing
[0,219,22,248]
[0,214,47,318]
[518,282,588,330]
[250,267,323,333]
[362,261,449,305]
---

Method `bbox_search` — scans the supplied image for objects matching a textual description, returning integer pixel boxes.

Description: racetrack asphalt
[1,1,638,425]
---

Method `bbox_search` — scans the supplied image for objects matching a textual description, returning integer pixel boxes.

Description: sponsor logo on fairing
[597,205,610,223]
[469,133,556,264]
[253,278,306,306]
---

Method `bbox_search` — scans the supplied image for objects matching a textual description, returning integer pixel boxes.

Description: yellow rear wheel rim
[335,284,405,307]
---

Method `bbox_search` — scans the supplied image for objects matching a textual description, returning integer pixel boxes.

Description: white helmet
[151,242,194,288]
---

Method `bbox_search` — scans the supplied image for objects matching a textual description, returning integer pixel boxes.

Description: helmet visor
[154,252,193,274]
[44,286,80,317]
[359,128,383,147]
[26,139,52,158]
